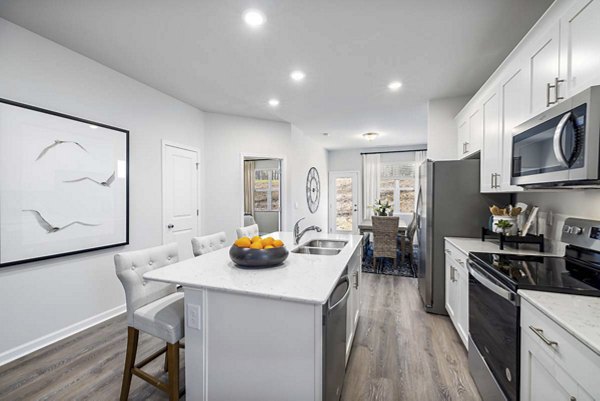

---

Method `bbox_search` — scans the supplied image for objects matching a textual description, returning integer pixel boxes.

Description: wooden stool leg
[120,327,139,401]
[167,342,180,401]
[164,343,169,372]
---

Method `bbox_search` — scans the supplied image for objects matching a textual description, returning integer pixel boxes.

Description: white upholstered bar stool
[114,243,184,401]
[191,231,227,256]
[236,223,259,239]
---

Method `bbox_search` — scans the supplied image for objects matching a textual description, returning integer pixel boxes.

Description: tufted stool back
[114,243,179,326]
[191,232,227,257]
[236,223,259,239]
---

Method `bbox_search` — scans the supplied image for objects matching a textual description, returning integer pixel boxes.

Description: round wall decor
[306,167,320,213]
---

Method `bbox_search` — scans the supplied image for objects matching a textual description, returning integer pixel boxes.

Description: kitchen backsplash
[516,190,600,254]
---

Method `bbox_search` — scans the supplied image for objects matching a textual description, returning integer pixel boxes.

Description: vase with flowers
[371,199,392,216]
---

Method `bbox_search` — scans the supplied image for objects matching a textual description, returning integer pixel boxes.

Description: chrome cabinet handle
[554,77,565,102]
[547,82,554,107]
[450,266,456,282]
[445,249,452,255]
[353,271,359,289]
[465,141,469,153]
[529,326,558,347]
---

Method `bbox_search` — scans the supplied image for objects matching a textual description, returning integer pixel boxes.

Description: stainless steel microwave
[511,86,600,187]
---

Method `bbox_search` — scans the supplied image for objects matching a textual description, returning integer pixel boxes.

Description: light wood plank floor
[0,274,480,401]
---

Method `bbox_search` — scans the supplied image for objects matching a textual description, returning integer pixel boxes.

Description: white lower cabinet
[521,297,599,401]
[346,246,361,363]
[444,240,469,349]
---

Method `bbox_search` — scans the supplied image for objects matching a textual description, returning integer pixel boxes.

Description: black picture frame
[0,97,129,268]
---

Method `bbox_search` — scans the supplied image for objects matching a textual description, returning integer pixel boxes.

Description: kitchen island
[144,231,363,401]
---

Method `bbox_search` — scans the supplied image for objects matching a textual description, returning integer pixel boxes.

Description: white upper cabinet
[527,23,562,115]
[561,0,600,97]
[455,0,600,193]
[481,91,501,192]
[499,63,527,192]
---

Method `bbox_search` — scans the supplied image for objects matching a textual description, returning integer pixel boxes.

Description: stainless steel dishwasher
[323,270,350,401]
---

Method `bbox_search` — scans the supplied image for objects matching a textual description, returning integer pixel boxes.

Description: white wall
[427,95,470,160]
[0,18,206,364]
[202,116,328,241]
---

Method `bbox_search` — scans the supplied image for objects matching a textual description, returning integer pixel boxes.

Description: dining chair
[372,216,400,271]
[243,214,256,227]
[114,243,184,401]
[400,213,417,264]
[236,223,259,239]
[191,232,227,256]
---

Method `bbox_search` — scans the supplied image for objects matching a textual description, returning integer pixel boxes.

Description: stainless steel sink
[291,246,341,255]
[303,239,348,249]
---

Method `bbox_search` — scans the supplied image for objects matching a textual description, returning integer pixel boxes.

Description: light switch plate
[187,304,201,330]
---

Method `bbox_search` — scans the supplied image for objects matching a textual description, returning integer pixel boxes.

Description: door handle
[167,224,174,229]
[553,112,572,168]
[353,204,358,212]
[529,326,558,347]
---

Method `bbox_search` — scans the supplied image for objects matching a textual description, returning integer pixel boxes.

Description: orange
[264,245,274,249]
[251,236,262,243]
[250,241,263,250]
[273,239,284,248]
[262,237,274,246]
[235,237,251,248]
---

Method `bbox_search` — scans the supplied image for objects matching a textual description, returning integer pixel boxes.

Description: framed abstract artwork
[0,98,129,267]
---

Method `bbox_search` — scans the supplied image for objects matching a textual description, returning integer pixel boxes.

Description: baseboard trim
[0,304,126,367]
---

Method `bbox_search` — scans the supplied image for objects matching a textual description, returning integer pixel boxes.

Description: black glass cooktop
[469,246,600,296]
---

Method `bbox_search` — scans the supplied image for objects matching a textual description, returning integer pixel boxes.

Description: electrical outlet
[187,304,201,330]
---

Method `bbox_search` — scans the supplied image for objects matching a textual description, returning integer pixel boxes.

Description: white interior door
[163,142,199,259]
[328,172,359,234]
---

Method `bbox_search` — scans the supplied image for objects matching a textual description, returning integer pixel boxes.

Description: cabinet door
[457,119,469,158]
[500,65,527,192]
[528,24,561,116]
[561,0,600,97]
[456,260,469,348]
[444,251,456,319]
[481,91,501,192]
[521,330,580,401]
[468,107,483,156]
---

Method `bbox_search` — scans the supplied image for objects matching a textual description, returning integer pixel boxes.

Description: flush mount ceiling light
[243,9,266,27]
[290,70,306,81]
[268,98,280,107]
[363,132,379,141]
[388,81,403,91]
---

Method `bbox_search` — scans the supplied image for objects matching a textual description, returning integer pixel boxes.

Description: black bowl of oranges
[229,236,289,268]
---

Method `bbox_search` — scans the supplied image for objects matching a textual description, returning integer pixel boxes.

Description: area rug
[361,238,417,277]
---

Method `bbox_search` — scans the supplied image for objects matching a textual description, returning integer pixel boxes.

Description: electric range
[466,217,600,401]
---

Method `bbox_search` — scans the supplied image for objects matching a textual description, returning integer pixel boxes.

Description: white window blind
[381,162,416,179]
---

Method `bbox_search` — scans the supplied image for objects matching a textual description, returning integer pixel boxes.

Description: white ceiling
[0,0,553,149]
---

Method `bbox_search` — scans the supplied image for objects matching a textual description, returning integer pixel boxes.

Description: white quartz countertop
[519,290,600,356]
[144,231,363,305]
[445,237,564,257]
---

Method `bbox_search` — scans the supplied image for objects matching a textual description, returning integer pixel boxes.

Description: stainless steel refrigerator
[415,159,509,315]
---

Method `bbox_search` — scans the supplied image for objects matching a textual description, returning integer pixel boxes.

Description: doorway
[242,156,282,235]
[328,171,359,234]
[162,141,199,259]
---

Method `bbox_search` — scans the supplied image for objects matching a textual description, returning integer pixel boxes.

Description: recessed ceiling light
[243,9,266,27]
[268,98,280,107]
[89,125,98,129]
[290,70,306,81]
[363,132,379,141]
[388,81,402,91]
[322,132,329,136]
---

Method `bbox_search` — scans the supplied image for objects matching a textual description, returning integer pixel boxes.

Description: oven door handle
[553,112,572,168]
[468,261,516,303]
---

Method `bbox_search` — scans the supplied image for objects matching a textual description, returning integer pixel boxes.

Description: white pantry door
[328,171,359,234]
[163,142,199,259]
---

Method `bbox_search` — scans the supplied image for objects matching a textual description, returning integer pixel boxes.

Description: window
[254,168,280,211]
[380,162,416,213]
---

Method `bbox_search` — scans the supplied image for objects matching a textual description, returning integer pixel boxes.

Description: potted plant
[494,219,514,235]
[371,199,392,216]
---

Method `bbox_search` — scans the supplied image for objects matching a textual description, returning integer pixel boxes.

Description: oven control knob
[571,226,583,235]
